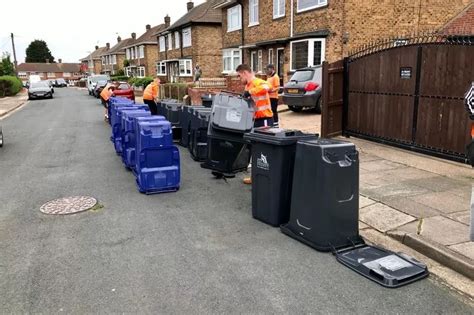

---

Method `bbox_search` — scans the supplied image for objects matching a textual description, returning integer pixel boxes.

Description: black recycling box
[244,128,318,227]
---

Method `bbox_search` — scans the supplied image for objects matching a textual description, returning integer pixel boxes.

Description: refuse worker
[265,64,281,127]
[143,77,160,115]
[236,64,274,184]
[100,84,116,122]
[464,82,474,241]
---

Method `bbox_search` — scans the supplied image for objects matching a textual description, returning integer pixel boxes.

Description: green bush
[0,75,22,97]
[129,76,153,88]
[110,75,129,82]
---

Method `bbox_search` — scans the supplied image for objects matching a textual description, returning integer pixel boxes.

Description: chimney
[131,32,136,39]
[58,58,62,63]
[164,15,171,27]
[106,42,110,50]
[187,1,194,11]
[117,36,121,42]
[45,59,50,63]
[146,24,151,30]
[95,45,99,50]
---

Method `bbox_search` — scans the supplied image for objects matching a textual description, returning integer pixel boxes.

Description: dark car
[54,78,67,87]
[93,80,108,98]
[28,81,53,100]
[282,66,323,113]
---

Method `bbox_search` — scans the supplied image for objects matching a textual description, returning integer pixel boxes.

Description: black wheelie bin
[189,108,212,161]
[179,105,204,147]
[244,128,318,227]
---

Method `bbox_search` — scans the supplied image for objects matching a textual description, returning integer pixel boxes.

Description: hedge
[129,76,154,88]
[0,76,23,97]
[110,75,129,82]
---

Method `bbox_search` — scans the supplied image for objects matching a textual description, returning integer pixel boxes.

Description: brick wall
[93,60,102,74]
[144,44,158,76]
[193,25,223,78]
[222,5,242,48]
[117,54,125,71]
[442,3,474,34]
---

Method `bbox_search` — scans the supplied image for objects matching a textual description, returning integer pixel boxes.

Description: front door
[277,48,285,85]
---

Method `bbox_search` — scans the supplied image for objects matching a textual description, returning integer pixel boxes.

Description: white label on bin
[226,109,242,123]
[256,153,269,171]
[363,255,412,272]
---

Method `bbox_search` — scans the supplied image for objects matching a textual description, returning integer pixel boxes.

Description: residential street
[0,88,472,313]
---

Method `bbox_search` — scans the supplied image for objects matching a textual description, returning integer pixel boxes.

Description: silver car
[282,66,323,113]
[28,81,53,100]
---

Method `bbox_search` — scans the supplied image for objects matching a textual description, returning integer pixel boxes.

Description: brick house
[80,45,108,75]
[17,60,82,82]
[155,0,223,83]
[441,2,474,34]
[216,0,472,83]
[100,35,135,75]
[123,22,168,77]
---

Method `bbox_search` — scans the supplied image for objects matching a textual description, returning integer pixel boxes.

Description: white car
[87,75,110,95]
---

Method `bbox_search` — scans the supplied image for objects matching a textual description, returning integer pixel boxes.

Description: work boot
[243,177,252,185]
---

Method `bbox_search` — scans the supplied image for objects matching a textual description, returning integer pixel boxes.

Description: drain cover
[40,196,98,215]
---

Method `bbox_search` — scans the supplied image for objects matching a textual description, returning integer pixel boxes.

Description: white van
[87,75,110,95]
[29,75,41,84]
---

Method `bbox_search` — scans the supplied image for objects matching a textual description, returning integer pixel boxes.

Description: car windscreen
[91,75,109,83]
[97,80,108,86]
[117,83,130,90]
[30,82,49,88]
[290,70,314,82]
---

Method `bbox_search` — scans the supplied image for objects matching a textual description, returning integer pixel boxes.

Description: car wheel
[288,105,303,112]
[312,97,322,114]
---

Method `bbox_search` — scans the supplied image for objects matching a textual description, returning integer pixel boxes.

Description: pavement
[279,108,474,288]
[0,88,472,312]
[0,89,28,117]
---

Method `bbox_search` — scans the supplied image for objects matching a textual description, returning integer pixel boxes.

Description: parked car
[47,80,55,94]
[87,74,110,95]
[282,66,323,113]
[107,81,135,101]
[28,81,53,100]
[54,78,67,87]
[93,80,108,98]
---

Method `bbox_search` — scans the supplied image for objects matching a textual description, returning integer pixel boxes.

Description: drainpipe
[238,0,245,63]
[290,0,294,37]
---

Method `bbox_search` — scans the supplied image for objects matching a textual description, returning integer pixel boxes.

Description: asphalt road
[0,88,471,313]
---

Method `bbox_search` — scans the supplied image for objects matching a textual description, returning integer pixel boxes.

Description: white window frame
[227,5,242,32]
[159,36,166,52]
[18,71,27,77]
[273,0,285,18]
[139,45,145,58]
[222,49,242,74]
[297,0,327,13]
[125,66,132,77]
[156,61,167,75]
[258,50,263,73]
[289,38,326,71]
[249,0,259,26]
[179,59,192,77]
[175,31,180,49]
[112,55,117,65]
[167,35,173,51]
[126,49,130,59]
[182,27,192,47]
[268,48,274,65]
[47,72,56,78]
[63,72,71,77]
[250,51,258,72]
[137,66,145,78]
[101,56,105,65]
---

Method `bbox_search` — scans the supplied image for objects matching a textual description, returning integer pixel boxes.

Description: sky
[0,0,206,64]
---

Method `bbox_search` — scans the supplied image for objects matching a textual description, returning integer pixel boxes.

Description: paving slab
[360,182,430,201]
[407,176,468,193]
[359,195,377,208]
[410,191,470,214]
[398,216,471,246]
[449,242,474,261]
[359,203,416,232]
[446,211,471,226]
[358,221,369,230]
[375,167,435,181]
[358,152,382,162]
[359,159,406,172]
[448,185,474,200]
[380,196,441,218]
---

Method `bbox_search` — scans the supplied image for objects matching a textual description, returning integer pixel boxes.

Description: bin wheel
[288,105,303,112]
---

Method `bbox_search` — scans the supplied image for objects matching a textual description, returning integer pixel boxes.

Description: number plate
[287,89,299,94]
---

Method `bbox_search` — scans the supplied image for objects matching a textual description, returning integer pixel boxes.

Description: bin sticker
[226,109,242,123]
[256,153,270,171]
[363,255,412,272]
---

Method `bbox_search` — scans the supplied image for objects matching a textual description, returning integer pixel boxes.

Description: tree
[25,40,55,63]
[0,53,15,76]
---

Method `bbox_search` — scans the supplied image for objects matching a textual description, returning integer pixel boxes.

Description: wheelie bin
[188,108,212,161]
[179,105,204,147]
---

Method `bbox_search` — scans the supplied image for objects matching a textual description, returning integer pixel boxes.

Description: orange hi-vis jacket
[143,81,159,101]
[100,87,113,102]
[245,78,273,119]
[267,73,280,99]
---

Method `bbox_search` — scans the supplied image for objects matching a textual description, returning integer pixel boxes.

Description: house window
[126,49,130,59]
[112,55,117,65]
[167,35,173,51]
[139,46,145,58]
[159,36,166,52]
[249,0,259,26]
[179,59,192,76]
[63,72,71,77]
[268,48,274,65]
[297,0,327,13]
[273,0,285,18]
[175,32,180,49]
[137,66,145,78]
[290,38,325,70]
[223,49,241,73]
[227,5,242,32]
[258,50,263,73]
[47,72,56,78]
[125,67,132,77]
[182,27,192,47]
[101,57,105,65]
[156,62,166,75]
[18,72,27,77]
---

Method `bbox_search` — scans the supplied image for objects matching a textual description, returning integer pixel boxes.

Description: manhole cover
[40,196,98,215]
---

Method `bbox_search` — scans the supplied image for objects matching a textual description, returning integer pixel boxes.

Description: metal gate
[322,34,473,163]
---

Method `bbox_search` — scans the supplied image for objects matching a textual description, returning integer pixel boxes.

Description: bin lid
[335,244,429,288]
[244,127,318,145]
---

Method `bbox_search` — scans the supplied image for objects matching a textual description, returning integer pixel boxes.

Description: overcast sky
[0,0,206,64]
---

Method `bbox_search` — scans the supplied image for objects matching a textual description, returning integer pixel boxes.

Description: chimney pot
[58,58,62,63]
[187,1,194,11]
[165,15,171,27]
[117,36,121,42]
[131,32,136,39]
[106,42,110,49]
[146,24,151,30]
[95,45,99,50]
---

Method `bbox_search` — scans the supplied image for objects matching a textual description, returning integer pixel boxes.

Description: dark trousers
[144,99,158,115]
[270,98,279,124]
[254,117,274,128]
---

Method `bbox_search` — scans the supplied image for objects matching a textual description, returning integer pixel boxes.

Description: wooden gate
[322,34,473,163]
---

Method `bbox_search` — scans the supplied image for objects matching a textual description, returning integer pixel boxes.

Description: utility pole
[11,33,18,75]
